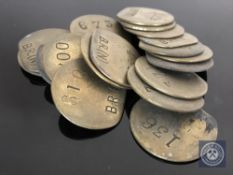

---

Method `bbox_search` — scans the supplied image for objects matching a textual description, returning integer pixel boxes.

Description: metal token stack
[17,6,218,163]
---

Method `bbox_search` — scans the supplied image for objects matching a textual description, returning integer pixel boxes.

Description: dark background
[0,0,232,174]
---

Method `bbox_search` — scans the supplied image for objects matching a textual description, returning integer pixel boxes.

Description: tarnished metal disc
[119,20,176,32]
[127,66,204,113]
[90,29,139,88]
[147,54,214,72]
[70,14,123,35]
[38,33,82,83]
[124,25,185,39]
[153,45,213,63]
[18,28,69,76]
[140,41,204,58]
[81,33,127,89]
[139,33,199,48]
[117,7,174,26]
[135,57,208,99]
[51,59,126,130]
[130,99,218,162]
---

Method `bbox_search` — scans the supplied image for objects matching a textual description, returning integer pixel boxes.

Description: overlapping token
[18,28,69,76]
[17,7,218,163]
[117,6,214,72]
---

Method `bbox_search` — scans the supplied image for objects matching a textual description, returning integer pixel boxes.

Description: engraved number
[166,133,181,147]
[105,20,113,28]
[67,85,80,91]
[56,42,70,61]
[61,95,78,105]
[79,21,87,30]
[141,117,180,147]
[153,126,168,138]
[92,21,100,28]
[142,117,157,129]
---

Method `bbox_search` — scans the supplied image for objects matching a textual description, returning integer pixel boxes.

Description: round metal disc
[140,41,204,58]
[135,57,208,99]
[127,66,204,113]
[130,99,218,162]
[70,14,123,35]
[124,25,185,39]
[90,29,139,88]
[39,33,82,82]
[139,33,199,48]
[51,59,126,130]
[119,20,176,32]
[36,46,51,83]
[18,28,69,76]
[17,51,29,73]
[81,33,127,89]
[117,7,174,26]
[153,45,213,63]
[147,54,214,72]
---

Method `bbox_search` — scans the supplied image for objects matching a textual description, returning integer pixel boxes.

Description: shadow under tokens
[58,116,113,140]
[125,90,140,117]
[20,68,48,86]
[44,85,54,105]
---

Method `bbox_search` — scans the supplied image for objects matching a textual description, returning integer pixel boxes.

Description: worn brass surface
[153,45,213,63]
[140,41,204,58]
[135,57,208,99]
[51,59,126,129]
[127,66,204,112]
[70,15,123,35]
[90,29,139,88]
[147,54,214,72]
[139,33,198,48]
[39,33,82,82]
[81,33,127,89]
[124,25,184,39]
[117,7,174,26]
[119,21,176,32]
[18,28,68,76]
[130,99,218,162]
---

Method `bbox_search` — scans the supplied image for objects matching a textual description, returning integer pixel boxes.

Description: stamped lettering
[96,35,109,64]
[105,95,119,114]
[141,116,181,147]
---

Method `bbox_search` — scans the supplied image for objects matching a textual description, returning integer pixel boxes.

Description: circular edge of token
[129,99,218,162]
[81,32,130,89]
[134,57,208,99]
[127,65,205,113]
[51,59,126,130]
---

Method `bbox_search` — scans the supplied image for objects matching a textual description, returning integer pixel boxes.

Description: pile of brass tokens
[18,7,218,163]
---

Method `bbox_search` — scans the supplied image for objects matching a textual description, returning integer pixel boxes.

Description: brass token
[51,59,126,129]
[81,33,126,89]
[153,45,213,63]
[147,54,214,72]
[124,25,185,39]
[130,99,218,162]
[90,29,139,88]
[39,33,82,83]
[139,33,199,48]
[135,57,208,99]
[36,46,51,83]
[117,7,174,26]
[127,66,204,112]
[18,28,69,76]
[119,20,176,32]
[70,14,123,35]
[140,41,204,58]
